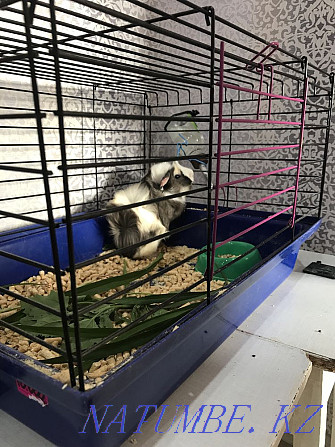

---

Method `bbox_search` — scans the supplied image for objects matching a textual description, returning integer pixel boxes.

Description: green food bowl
[195,241,262,282]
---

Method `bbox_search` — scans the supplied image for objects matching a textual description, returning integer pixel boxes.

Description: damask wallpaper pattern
[148,0,334,253]
[0,0,149,233]
[0,0,334,254]
[189,0,335,253]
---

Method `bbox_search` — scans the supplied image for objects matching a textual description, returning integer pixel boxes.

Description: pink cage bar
[210,40,309,279]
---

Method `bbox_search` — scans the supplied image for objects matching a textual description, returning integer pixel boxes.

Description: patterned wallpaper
[0,0,334,254]
[189,0,335,253]
[0,0,149,233]
[145,0,334,254]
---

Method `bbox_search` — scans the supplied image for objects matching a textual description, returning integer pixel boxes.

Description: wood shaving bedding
[0,245,225,389]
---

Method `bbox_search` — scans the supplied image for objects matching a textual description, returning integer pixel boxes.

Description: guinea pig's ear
[149,162,173,189]
[160,173,170,189]
[179,164,194,183]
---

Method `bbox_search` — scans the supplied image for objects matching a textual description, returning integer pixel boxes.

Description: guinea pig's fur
[106,161,194,258]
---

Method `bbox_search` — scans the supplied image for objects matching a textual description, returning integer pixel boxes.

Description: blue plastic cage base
[0,206,321,447]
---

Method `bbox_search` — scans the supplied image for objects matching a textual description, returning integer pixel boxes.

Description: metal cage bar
[0,0,332,393]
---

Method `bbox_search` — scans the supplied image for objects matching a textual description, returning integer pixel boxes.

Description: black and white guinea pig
[106,161,194,259]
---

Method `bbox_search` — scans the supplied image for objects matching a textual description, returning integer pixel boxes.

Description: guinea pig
[106,161,194,259]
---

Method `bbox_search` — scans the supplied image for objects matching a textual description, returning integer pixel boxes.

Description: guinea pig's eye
[175,174,181,179]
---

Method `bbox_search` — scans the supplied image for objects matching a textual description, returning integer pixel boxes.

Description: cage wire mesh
[0,0,333,390]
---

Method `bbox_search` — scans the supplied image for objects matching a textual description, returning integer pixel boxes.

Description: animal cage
[0,0,333,445]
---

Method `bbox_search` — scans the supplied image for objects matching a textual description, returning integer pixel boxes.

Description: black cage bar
[0,0,333,391]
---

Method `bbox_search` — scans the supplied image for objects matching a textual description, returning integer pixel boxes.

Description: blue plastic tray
[0,206,320,446]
